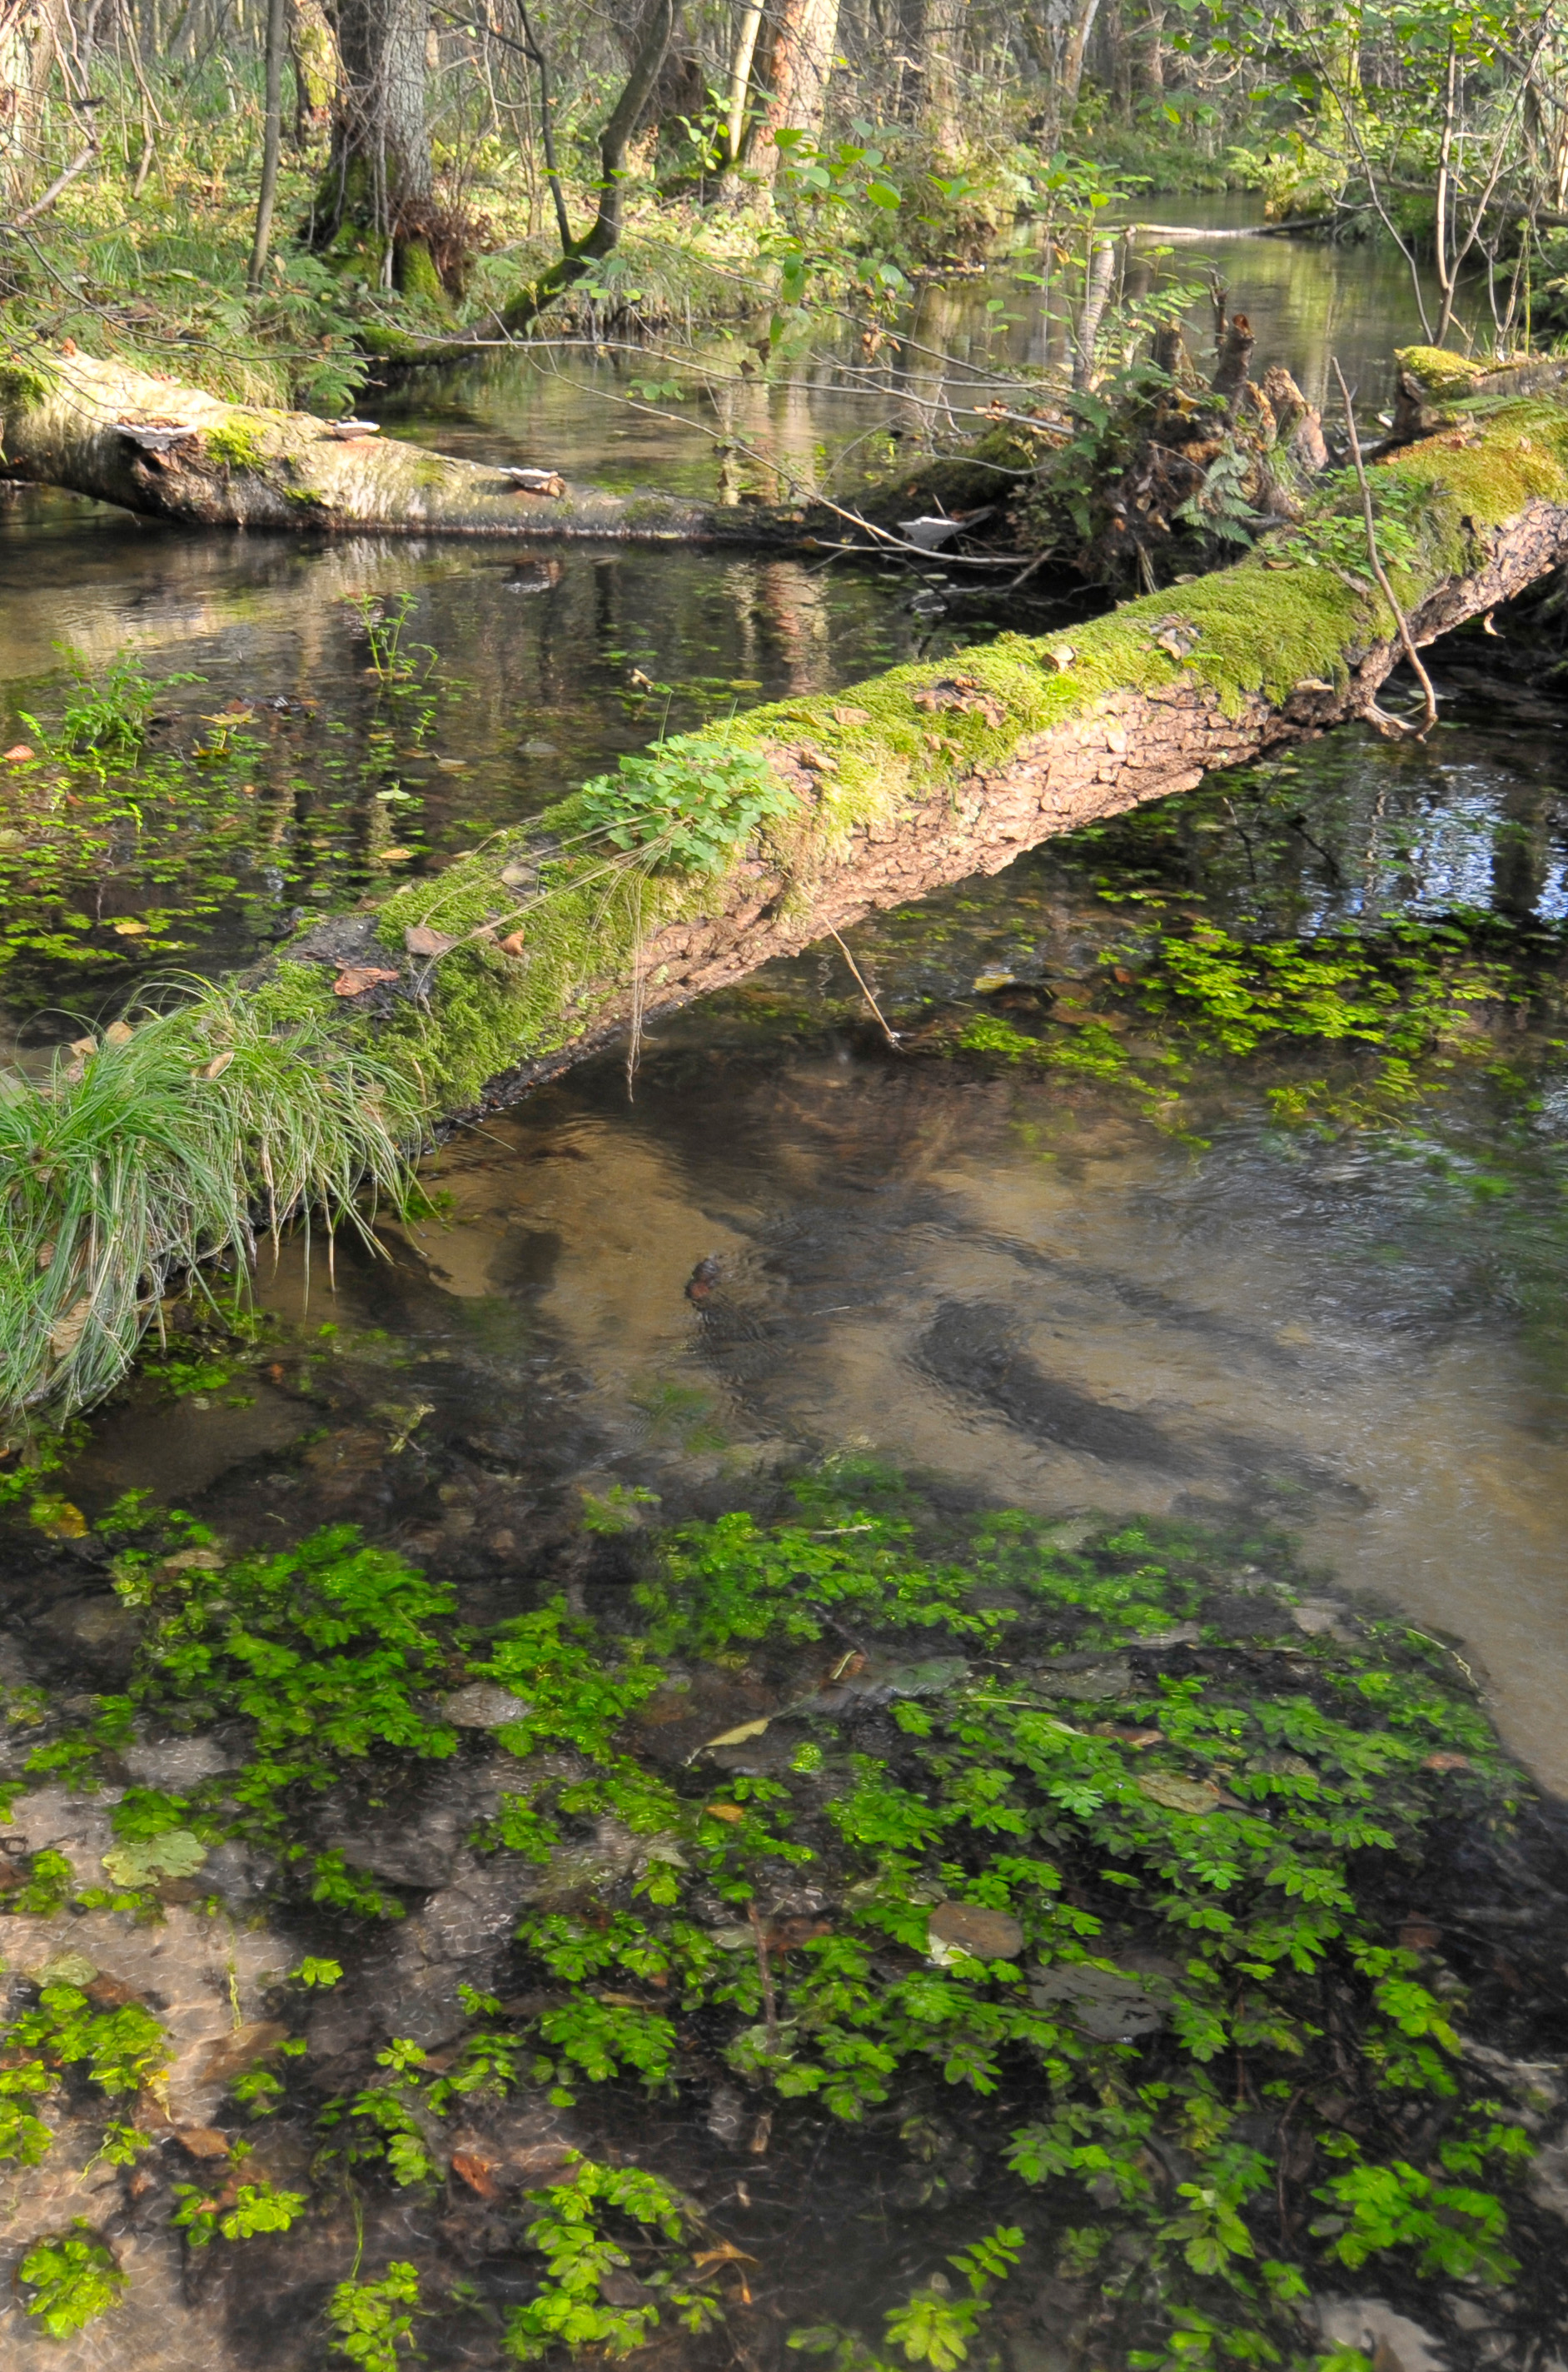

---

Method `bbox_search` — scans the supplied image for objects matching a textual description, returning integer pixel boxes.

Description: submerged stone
[440,1680,532,1727]
[928,1901,1025,1961]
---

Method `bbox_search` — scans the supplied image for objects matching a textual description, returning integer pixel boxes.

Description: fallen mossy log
[0,342,1035,552]
[0,346,812,540]
[7,381,1568,1423]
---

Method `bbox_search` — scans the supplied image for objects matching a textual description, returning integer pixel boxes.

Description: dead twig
[1330,357,1439,738]
[826,924,901,1048]
[748,1903,779,2049]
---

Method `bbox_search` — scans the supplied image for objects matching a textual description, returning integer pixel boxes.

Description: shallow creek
[0,244,1566,2370]
[2,381,1565,1788]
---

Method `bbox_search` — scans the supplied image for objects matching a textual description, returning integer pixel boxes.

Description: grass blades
[0,993,426,1427]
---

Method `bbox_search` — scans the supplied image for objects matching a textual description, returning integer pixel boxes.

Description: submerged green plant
[2,1454,1547,2370]
[326,2260,423,2370]
[954,908,1541,1134]
[502,2156,722,2362]
[16,2223,127,2335]
[172,2176,309,2245]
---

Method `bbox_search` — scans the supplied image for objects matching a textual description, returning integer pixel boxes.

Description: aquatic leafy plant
[471,1474,1532,2368]
[502,2156,722,2360]
[0,1981,172,2162]
[15,2222,127,2335]
[326,2260,423,2370]
[955,908,1541,1132]
[0,1469,1547,2367]
[794,2225,1023,2372]
[172,2176,310,2244]
[105,1522,459,1904]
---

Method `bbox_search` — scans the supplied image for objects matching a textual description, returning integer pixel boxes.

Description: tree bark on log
[0,344,1036,544]
[252,380,1568,1129]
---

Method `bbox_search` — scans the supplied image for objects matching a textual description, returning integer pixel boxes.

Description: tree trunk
[1102,0,1132,120]
[754,0,842,182]
[0,0,64,207]
[1131,0,1162,101]
[248,0,289,287]
[724,0,766,164]
[494,0,678,335]
[911,0,963,157]
[1073,234,1117,390]
[313,0,441,298]
[1058,0,1101,119]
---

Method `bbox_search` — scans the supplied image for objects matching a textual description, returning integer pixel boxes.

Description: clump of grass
[0,991,426,1424]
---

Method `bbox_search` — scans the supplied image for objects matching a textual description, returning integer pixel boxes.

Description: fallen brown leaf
[175,2126,233,2160]
[87,1975,144,2010]
[3,743,33,761]
[332,965,399,999]
[704,1717,770,1749]
[792,741,839,775]
[404,924,458,957]
[831,705,870,726]
[195,2021,290,2087]
[49,1300,93,1361]
[1422,1752,1471,1772]
[450,2150,500,2199]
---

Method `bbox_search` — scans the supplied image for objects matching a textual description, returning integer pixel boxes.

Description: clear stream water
[3,215,1567,1803]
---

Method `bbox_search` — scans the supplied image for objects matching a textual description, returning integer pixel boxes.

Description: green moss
[0,359,56,412]
[202,418,267,471]
[621,496,684,526]
[394,237,448,311]
[858,422,1045,523]
[1397,343,1491,396]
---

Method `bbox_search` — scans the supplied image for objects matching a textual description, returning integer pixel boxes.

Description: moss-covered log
[333,383,1568,1118]
[8,378,1568,1422]
[0,346,809,539]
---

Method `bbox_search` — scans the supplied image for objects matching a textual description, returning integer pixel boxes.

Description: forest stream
[2,222,1568,2372]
